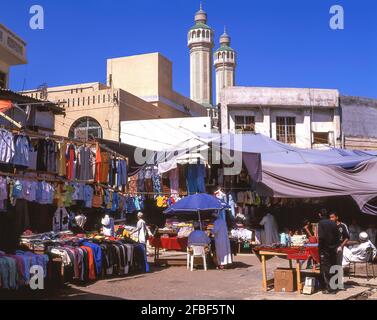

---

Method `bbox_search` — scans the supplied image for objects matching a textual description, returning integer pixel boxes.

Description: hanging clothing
[116,160,128,187]
[212,217,232,266]
[53,207,70,232]
[84,185,94,208]
[57,142,67,177]
[66,144,76,180]
[169,167,179,195]
[12,135,31,168]
[77,146,94,181]
[0,129,15,163]
[259,213,279,245]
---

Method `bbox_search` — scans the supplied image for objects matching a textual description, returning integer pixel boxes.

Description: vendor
[342,232,377,267]
[130,212,152,245]
[211,212,232,270]
[188,222,210,246]
[259,211,279,245]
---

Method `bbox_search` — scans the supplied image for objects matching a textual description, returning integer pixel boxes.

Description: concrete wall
[341,96,377,150]
[108,52,208,118]
[221,86,341,149]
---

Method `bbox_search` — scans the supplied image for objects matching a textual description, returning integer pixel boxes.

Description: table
[149,236,188,265]
[253,246,320,294]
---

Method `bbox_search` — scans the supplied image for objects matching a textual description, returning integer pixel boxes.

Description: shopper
[212,213,232,270]
[131,212,152,245]
[329,212,350,266]
[318,210,341,294]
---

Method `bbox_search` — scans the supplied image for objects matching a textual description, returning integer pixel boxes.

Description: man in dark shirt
[318,210,341,294]
[330,212,350,266]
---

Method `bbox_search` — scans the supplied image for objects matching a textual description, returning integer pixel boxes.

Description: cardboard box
[274,268,297,292]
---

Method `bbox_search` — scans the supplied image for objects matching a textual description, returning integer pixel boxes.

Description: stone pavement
[47,253,375,300]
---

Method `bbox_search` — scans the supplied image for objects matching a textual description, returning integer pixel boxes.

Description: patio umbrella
[163,194,228,229]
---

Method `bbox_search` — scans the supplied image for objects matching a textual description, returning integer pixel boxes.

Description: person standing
[131,212,152,245]
[329,212,350,266]
[259,212,279,245]
[366,224,377,246]
[318,210,341,294]
[212,213,232,270]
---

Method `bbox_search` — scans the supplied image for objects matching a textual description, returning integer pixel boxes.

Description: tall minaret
[214,27,236,106]
[188,4,214,107]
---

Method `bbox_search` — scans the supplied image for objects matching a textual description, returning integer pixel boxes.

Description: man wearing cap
[131,212,152,244]
[342,232,377,266]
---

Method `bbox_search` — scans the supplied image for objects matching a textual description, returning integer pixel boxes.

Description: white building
[220,86,341,149]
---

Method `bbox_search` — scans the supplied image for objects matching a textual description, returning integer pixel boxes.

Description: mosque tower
[214,27,236,106]
[188,4,214,107]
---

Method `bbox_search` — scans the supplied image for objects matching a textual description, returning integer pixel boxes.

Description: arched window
[206,30,210,38]
[231,52,234,59]
[197,30,201,37]
[227,52,230,58]
[192,32,196,39]
[69,117,103,141]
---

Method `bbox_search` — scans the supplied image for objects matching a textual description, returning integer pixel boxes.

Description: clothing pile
[0,250,49,290]
[230,228,253,241]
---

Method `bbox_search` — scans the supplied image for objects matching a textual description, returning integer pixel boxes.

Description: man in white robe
[212,213,232,269]
[342,232,377,266]
[259,213,279,245]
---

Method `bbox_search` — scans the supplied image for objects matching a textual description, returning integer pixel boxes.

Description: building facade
[22,52,208,141]
[220,86,341,149]
[0,23,27,89]
[341,96,377,150]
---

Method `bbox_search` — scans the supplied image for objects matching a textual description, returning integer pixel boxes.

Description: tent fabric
[198,133,377,168]
[120,118,213,152]
[257,159,377,215]
[163,194,227,215]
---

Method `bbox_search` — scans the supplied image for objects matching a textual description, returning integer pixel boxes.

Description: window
[234,116,255,133]
[77,98,80,107]
[69,117,102,141]
[276,117,296,144]
[103,95,105,103]
[93,96,95,104]
[313,132,329,145]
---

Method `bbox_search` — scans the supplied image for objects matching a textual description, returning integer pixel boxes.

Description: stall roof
[120,117,213,152]
[0,89,65,115]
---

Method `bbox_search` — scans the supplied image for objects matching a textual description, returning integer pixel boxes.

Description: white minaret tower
[214,27,236,106]
[188,4,214,107]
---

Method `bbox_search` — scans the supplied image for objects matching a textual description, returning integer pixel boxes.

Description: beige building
[107,53,207,118]
[0,23,27,88]
[22,52,208,141]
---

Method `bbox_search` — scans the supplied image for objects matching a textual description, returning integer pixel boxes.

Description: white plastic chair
[187,245,207,271]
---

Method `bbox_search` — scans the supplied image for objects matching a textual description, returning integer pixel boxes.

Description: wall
[222,86,341,149]
[341,96,377,150]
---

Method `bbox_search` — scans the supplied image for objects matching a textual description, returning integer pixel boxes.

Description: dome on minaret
[220,27,231,46]
[195,3,207,24]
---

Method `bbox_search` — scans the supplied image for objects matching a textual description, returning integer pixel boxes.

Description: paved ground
[44,253,375,300]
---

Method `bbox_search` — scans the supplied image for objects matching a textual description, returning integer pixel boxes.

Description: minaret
[214,27,236,106]
[188,4,214,107]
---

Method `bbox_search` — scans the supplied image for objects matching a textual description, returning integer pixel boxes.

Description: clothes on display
[0,250,49,289]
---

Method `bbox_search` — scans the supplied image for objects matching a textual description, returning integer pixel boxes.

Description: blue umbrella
[163,194,228,230]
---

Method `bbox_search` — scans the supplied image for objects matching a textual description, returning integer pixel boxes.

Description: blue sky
[2,0,377,99]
